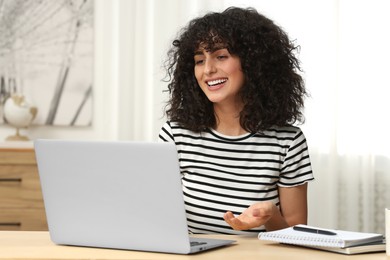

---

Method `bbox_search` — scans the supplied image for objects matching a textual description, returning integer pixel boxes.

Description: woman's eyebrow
[194,50,204,56]
[194,47,227,56]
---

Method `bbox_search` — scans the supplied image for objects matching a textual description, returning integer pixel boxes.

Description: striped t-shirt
[158,121,314,235]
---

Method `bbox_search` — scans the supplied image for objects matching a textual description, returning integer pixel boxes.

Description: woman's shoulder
[263,125,303,136]
[255,125,308,144]
[162,120,183,131]
[160,120,200,142]
[163,121,202,132]
[161,120,200,136]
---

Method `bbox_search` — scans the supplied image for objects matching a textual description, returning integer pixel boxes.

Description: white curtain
[328,0,390,233]
[300,0,390,233]
[102,0,390,233]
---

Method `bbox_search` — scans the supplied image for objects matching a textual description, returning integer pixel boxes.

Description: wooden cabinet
[0,143,48,230]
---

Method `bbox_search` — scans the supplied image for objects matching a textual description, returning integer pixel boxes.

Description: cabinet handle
[0,222,21,227]
[0,178,22,183]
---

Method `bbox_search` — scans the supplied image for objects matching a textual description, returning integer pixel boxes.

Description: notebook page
[258,225,383,248]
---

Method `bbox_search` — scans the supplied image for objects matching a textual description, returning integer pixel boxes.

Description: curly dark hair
[163,6,307,133]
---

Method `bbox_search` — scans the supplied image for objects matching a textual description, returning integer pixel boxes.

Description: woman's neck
[213,103,247,136]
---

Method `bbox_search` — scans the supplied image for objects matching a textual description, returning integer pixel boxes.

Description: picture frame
[0,0,94,126]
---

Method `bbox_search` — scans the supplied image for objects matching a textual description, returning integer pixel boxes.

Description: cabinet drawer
[0,165,44,208]
[0,149,36,164]
[0,208,47,231]
[0,163,39,176]
[0,146,47,231]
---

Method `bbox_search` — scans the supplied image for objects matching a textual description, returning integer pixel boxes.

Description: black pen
[293,225,337,236]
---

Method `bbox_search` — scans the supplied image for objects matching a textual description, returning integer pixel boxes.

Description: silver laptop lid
[34,140,192,254]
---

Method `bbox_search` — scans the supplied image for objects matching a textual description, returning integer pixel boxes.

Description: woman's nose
[204,59,217,75]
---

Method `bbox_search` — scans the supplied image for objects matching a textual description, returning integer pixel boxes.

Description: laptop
[34,139,235,254]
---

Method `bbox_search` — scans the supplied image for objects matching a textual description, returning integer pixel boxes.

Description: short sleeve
[158,121,175,143]
[278,129,314,187]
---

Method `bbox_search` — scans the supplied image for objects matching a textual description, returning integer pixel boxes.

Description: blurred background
[0,0,389,233]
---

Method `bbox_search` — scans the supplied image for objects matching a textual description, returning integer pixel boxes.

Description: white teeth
[207,78,227,86]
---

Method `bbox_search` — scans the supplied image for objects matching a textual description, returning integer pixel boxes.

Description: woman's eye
[195,59,204,65]
[217,55,228,60]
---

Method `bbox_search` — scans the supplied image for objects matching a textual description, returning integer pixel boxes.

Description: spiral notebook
[258,225,384,248]
[302,240,386,255]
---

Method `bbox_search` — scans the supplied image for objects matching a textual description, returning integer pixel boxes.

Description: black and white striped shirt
[158,121,314,235]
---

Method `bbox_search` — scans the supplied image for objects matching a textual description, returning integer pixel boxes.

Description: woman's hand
[223,201,276,230]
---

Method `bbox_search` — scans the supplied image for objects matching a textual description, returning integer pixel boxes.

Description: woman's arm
[265,183,308,231]
[223,183,308,231]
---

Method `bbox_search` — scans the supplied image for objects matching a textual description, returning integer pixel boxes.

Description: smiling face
[194,47,245,108]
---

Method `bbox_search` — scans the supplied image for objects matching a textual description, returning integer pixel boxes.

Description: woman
[159,7,314,235]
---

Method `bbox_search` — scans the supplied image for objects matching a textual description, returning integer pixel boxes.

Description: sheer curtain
[330,0,390,233]
[300,0,390,233]
[105,0,390,233]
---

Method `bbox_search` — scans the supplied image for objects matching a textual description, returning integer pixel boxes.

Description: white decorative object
[3,94,38,141]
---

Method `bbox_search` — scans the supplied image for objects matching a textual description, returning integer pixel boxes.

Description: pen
[293,225,337,236]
